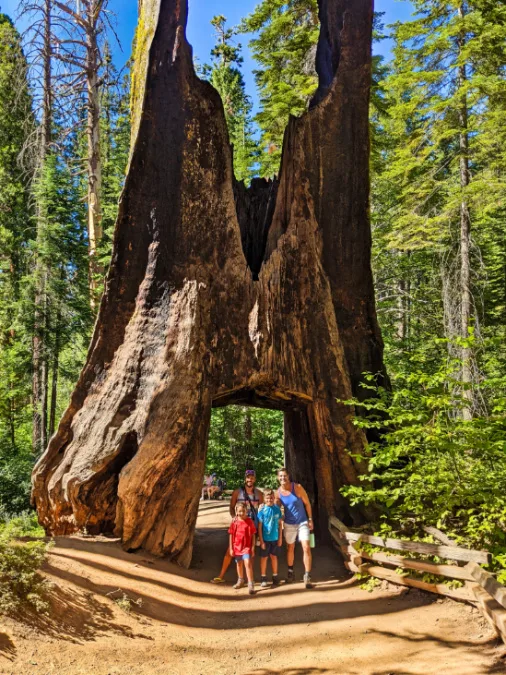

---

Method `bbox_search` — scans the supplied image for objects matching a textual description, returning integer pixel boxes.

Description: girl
[228,502,256,594]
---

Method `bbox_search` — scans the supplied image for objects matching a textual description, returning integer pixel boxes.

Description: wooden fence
[329,515,506,644]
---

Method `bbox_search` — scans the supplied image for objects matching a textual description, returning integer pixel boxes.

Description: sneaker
[260,579,269,589]
[286,568,294,584]
[272,576,280,587]
[233,578,245,589]
[210,577,225,584]
[303,572,313,589]
[248,582,255,595]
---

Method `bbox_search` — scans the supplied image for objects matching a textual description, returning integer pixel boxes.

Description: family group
[210,467,314,595]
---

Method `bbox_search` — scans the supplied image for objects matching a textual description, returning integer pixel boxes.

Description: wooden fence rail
[328,516,506,645]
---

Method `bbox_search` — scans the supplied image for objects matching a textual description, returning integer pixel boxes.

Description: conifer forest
[1,0,506,579]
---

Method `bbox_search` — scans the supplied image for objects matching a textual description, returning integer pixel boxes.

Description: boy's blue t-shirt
[258,504,282,541]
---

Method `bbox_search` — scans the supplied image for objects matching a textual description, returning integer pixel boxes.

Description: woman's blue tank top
[277,483,307,525]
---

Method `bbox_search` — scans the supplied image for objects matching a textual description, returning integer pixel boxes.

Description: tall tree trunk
[458,2,473,420]
[9,386,16,449]
[41,286,49,450]
[33,0,385,564]
[243,408,252,470]
[49,306,61,437]
[32,0,52,455]
[86,2,103,308]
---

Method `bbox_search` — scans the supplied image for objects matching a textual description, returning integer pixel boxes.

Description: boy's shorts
[234,553,251,562]
[260,541,280,557]
[284,522,310,545]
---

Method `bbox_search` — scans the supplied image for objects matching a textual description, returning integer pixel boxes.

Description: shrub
[0,511,45,539]
[341,351,506,580]
[113,592,143,614]
[0,515,50,615]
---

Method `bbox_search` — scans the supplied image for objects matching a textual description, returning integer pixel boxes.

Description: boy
[258,488,283,588]
[228,502,256,595]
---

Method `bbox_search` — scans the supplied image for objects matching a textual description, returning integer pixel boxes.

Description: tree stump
[32,0,386,566]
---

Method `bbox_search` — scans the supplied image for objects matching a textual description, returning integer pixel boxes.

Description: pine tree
[206,407,284,488]
[204,16,257,183]
[373,0,506,415]
[241,0,319,177]
[99,46,131,284]
[0,13,35,509]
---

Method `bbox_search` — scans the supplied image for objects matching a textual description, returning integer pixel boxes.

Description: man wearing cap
[211,469,264,584]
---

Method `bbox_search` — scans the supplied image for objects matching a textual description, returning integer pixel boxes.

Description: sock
[288,566,294,572]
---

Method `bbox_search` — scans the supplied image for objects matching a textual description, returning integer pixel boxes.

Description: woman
[276,467,313,588]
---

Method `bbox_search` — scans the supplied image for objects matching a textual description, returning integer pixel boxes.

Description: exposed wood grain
[472,584,506,644]
[361,564,473,602]
[329,515,349,535]
[32,0,385,564]
[360,550,474,581]
[422,525,457,547]
[346,532,491,565]
[329,527,362,566]
[467,562,506,610]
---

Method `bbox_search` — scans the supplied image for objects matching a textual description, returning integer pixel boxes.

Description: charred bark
[32,0,386,565]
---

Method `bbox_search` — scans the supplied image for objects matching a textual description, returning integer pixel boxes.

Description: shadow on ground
[6,500,499,675]
[4,576,152,646]
[0,632,16,661]
[44,558,430,629]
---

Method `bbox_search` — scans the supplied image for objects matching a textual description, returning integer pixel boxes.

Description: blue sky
[3,0,414,110]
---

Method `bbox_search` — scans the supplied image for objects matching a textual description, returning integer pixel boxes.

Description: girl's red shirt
[228,516,257,556]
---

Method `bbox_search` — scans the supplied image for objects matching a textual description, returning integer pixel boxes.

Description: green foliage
[113,592,143,614]
[341,346,506,573]
[367,2,506,583]
[99,45,131,281]
[357,574,382,592]
[206,406,284,488]
[241,0,319,177]
[0,13,35,505]
[26,148,93,431]
[203,16,257,182]
[0,511,45,538]
[0,446,33,513]
[0,515,49,615]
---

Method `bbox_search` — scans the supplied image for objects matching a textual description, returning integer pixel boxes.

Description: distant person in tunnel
[276,467,313,589]
[210,469,264,584]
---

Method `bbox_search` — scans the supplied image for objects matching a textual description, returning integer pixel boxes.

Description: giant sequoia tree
[32,0,386,565]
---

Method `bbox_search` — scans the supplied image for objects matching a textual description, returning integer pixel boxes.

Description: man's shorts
[284,521,310,545]
[234,553,251,562]
[260,541,280,557]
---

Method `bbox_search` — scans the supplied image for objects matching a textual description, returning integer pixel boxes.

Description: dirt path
[1,502,503,674]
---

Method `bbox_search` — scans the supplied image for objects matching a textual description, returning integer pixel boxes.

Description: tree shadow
[367,629,505,675]
[52,534,348,586]
[243,670,329,675]
[8,578,152,645]
[0,632,16,661]
[44,561,429,630]
[49,550,357,602]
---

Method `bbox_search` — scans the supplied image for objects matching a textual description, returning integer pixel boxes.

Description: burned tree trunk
[32,0,386,566]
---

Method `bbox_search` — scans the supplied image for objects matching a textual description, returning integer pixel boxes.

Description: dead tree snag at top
[32,0,386,566]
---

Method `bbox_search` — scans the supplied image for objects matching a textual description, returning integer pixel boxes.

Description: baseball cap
[245,469,256,476]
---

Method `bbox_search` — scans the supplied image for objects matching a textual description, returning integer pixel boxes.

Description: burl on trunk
[32,0,385,566]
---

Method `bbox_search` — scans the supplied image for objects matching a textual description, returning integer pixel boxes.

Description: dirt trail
[1,502,503,674]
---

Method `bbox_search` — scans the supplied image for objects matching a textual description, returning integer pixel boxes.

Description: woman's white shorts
[284,521,310,545]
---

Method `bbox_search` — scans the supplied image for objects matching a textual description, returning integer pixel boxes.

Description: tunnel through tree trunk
[32,0,386,566]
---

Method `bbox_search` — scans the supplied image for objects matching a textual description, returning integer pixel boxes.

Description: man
[211,469,264,584]
[276,467,314,589]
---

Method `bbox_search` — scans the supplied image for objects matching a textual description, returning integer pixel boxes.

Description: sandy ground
[0,501,504,675]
